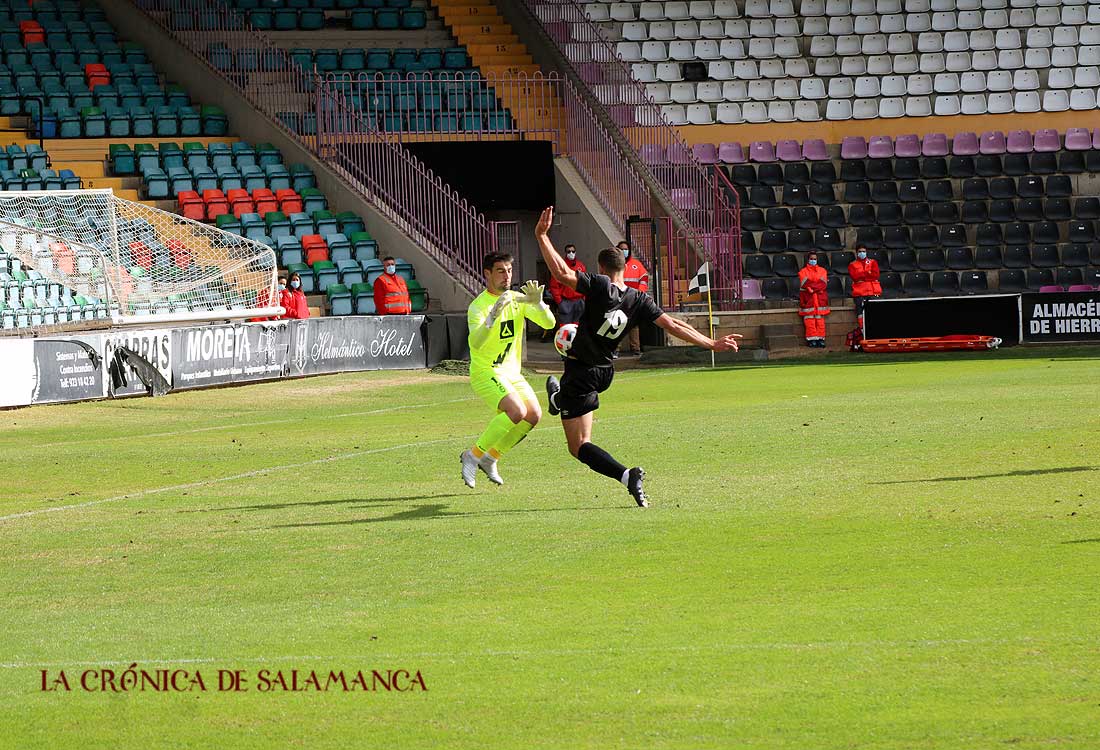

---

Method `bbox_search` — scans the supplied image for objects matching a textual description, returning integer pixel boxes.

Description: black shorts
[557,358,614,419]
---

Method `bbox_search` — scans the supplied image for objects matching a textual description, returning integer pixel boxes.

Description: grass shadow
[872,466,1098,485]
[268,502,621,529]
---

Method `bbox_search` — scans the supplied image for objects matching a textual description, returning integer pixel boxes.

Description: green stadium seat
[312,260,339,291]
[350,9,375,29]
[327,283,352,316]
[407,278,427,312]
[352,282,375,314]
[289,163,316,191]
[80,105,105,136]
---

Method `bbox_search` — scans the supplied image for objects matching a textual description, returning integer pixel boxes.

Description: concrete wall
[549,158,623,270]
[100,0,475,311]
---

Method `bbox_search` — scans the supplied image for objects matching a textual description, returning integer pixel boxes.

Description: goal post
[0,189,281,329]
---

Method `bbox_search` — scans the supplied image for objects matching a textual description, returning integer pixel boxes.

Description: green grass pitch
[2,347,1099,749]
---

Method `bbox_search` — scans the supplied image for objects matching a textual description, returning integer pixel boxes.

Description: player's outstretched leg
[626,467,648,508]
[478,453,504,485]
[545,376,560,416]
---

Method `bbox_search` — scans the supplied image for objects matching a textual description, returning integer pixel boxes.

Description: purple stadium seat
[1039,285,1063,293]
[741,278,763,300]
[749,141,776,162]
[667,143,692,164]
[952,132,979,155]
[1034,129,1060,153]
[868,135,894,158]
[640,144,666,165]
[840,136,867,159]
[895,134,921,157]
[718,141,745,163]
[922,133,949,156]
[776,139,802,161]
[1065,128,1092,151]
[670,188,698,210]
[1092,129,1100,150]
[979,131,1007,154]
[1006,130,1033,154]
[802,139,828,161]
[692,143,719,164]
[1068,284,1096,292]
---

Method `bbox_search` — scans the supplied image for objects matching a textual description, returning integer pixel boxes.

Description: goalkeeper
[461,252,556,488]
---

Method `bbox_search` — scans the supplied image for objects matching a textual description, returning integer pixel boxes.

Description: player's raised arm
[654,313,742,352]
[535,207,578,290]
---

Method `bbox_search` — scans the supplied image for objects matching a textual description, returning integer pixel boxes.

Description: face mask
[857,251,867,260]
[808,259,818,266]
[385,264,396,275]
[278,283,286,291]
[566,252,576,261]
[621,248,630,259]
[291,280,300,290]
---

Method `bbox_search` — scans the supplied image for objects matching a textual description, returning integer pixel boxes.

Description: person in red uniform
[549,243,587,329]
[618,240,649,355]
[251,273,287,322]
[847,245,881,329]
[373,256,412,315]
[281,271,310,319]
[797,251,829,347]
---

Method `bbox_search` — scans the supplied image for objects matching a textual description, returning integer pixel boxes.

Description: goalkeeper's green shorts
[470,367,536,411]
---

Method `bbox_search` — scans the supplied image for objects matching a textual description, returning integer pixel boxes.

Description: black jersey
[569,272,663,366]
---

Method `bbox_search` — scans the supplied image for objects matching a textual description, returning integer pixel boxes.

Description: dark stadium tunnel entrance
[872,466,1099,485]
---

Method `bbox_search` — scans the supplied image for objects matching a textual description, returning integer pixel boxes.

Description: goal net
[0,189,279,330]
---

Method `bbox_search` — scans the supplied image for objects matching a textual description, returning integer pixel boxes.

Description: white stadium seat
[932,11,957,29]
[970,30,995,50]
[934,71,962,91]
[722,80,748,99]
[855,15,880,33]
[742,102,769,122]
[828,77,856,97]
[642,41,668,61]
[1081,45,1100,65]
[689,1,716,18]
[584,4,610,22]
[984,9,1009,26]
[946,51,972,70]
[713,0,741,18]
[842,57,869,76]
[995,28,1022,48]
[618,42,643,61]
[1082,25,1100,45]
[760,59,786,78]
[665,2,691,20]
[881,13,906,32]
[1014,90,1041,111]
[649,21,676,40]
[748,38,776,58]
[670,82,697,102]
[958,10,982,28]
[744,0,769,16]
[1013,68,1040,89]
[802,0,827,14]
[943,31,970,51]
[669,40,696,60]
[645,83,672,103]
[768,100,795,121]
[800,77,828,98]
[826,99,854,119]
[687,103,714,123]
[747,79,775,100]
[1048,68,1075,89]
[826,0,851,14]
[794,100,823,120]
[810,36,837,56]
[895,53,920,72]
[708,60,733,78]
[622,22,648,41]
[906,95,933,115]
[716,102,743,122]
[854,98,881,118]
[720,39,745,58]
[936,93,963,113]
[972,49,998,69]
[997,49,1024,69]
[1070,87,1098,110]
[639,2,665,21]
[694,39,720,58]
[815,57,842,75]
[734,60,759,78]
[656,61,684,80]
[804,16,829,33]
[771,0,796,16]
[1024,48,1051,68]
[774,37,801,57]
[661,104,688,124]
[632,63,657,81]
[907,0,931,10]
[774,79,800,99]
[906,12,932,31]
[673,20,700,38]
[1035,7,1060,26]
[918,32,945,52]
[610,3,636,21]
[1043,90,1070,111]
[888,32,915,53]
[883,74,908,95]
[907,73,934,94]
[1010,9,1035,28]
[987,70,1013,90]
[855,75,881,96]
[960,70,987,91]
[879,0,904,12]
[987,91,1014,112]
[920,51,947,71]
[699,19,725,37]
[879,97,905,116]
[829,16,855,34]
[785,59,811,76]
[697,81,723,101]
[725,19,749,37]
[1077,66,1100,86]
[862,34,888,54]
[961,92,988,113]
[1054,27,1080,46]
[1026,28,1052,47]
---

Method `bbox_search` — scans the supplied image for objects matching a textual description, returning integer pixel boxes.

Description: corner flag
[688,262,710,296]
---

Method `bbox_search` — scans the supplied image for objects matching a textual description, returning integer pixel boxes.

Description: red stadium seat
[202,189,228,221]
[128,241,153,270]
[20,21,44,45]
[49,241,75,275]
[251,187,277,217]
[275,188,302,214]
[166,239,193,270]
[227,188,254,218]
[302,234,329,265]
[176,190,204,221]
[84,63,110,90]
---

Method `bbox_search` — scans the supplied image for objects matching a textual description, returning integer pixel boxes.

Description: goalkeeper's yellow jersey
[467,290,554,375]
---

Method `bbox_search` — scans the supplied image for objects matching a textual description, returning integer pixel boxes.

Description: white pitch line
[33,397,479,448]
[0,434,473,524]
[0,635,1085,670]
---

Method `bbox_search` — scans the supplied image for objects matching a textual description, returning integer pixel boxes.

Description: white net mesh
[0,189,277,332]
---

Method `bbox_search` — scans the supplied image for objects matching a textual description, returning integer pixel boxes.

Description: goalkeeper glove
[519,280,545,306]
[485,291,512,328]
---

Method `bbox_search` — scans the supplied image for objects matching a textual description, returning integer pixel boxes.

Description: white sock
[620,469,631,486]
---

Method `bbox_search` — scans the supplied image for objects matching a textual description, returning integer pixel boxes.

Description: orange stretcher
[860,334,1002,352]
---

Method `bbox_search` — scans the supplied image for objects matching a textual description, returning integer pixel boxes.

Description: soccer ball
[554,323,578,357]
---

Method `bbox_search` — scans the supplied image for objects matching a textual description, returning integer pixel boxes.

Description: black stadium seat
[904,271,933,296]
[1057,268,1084,288]
[825,275,843,298]
[741,208,765,231]
[844,181,870,203]
[793,205,819,228]
[765,207,793,230]
[927,179,953,202]
[941,224,968,247]
[1004,222,1030,246]
[750,185,777,208]
[894,158,920,180]
[848,204,875,226]
[758,163,783,186]
[932,271,960,295]
[809,184,836,205]
[911,225,938,248]
[899,181,926,203]
[1002,245,1031,268]
[918,248,946,271]
[788,229,813,252]
[1047,175,1072,197]
[1044,198,1071,222]
[1069,220,1096,243]
[839,159,866,182]
[871,181,899,203]
[976,223,1003,246]
[732,164,757,185]
[974,246,1003,269]
[988,199,1015,223]
[1086,267,1100,286]
[989,177,1016,199]
[946,247,974,270]
[875,203,903,226]
[960,270,988,294]
[962,200,989,224]
[975,154,1002,176]
[811,161,837,184]
[760,230,787,253]
[1085,150,1100,172]
[866,158,893,181]
[743,253,773,278]
[868,249,890,270]
[761,278,789,299]
[998,269,1027,292]
[948,155,976,178]
[1003,153,1030,176]
[1062,244,1090,267]
[931,202,960,224]
[856,227,883,249]
[783,184,810,206]
[831,251,855,273]
[879,271,904,297]
[921,157,948,179]
[1027,269,1055,290]
[1031,152,1057,175]
[818,205,846,228]
[1030,245,1059,268]
[1034,221,1060,244]
[884,226,911,249]
[1060,151,1085,174]
[772,253,800,277]
[741,230,757,253]
[815,227,842,250]
[1018,175,1043,198]
[1074,198,1100,219]
[1015,198,1043,223]
[890,248,917,272]
[903,203,931,225]
[963,178,989,200]
[783,163,810,185]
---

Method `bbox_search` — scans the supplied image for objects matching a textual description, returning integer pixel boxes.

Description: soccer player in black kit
[535,207,742,507]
